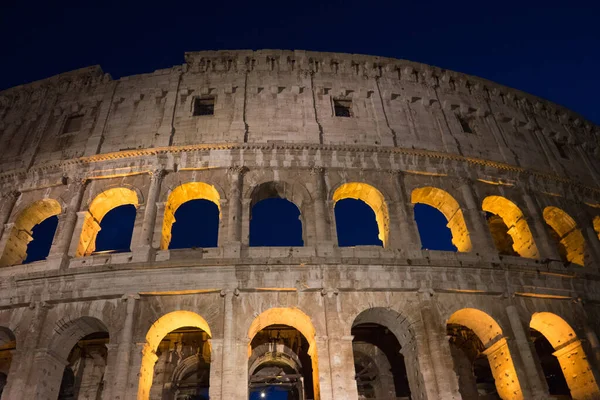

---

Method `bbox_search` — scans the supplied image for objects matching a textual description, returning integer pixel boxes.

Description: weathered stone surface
[0,50,599,399]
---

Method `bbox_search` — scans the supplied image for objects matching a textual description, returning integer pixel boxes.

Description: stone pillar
[2,302,51,400]
[314,336,334,400]
[29,348,70,400]
[553,340,600,400]
[419,292,462,400]
[0,191,19,243]
[458,178,497,254]
[152,202,166,250]
[310,167,335,256]
[520,188,561,260]
[482,338,525,400]
[104,294,138,400]
[327,335,358,400]
[505,305,549,399]
[225,166,246,256]
[208,338,223,400]
[132,169,165,262]
[220,289,237,400]
[47,179,88,269]
[584,324,600,375]
[390,170,421,251]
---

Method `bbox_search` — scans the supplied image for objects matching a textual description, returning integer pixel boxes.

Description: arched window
[333,183,389,247]
[482,196,539,258]
[249,182,303,247]
[162,182,221,249]
[530,312,600,398]
[413,204,456,251]
[543,206,585,266]
[76,188,139,257]
[0,199,61,267]
[411,187,470,252]
[447,308,524,399]
[94,204,136,253]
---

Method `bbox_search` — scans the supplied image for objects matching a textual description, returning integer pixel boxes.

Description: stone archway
[543,206,585,266]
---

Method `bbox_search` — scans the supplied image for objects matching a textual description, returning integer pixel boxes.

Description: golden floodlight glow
[161,182,221,249]
[482,196,539,259]
[593,216,600,241]
[531,312,600,399]
[543,206,585,266]
[138,310,212,400]
[411,186,472,252]
[0,199,62,267]
[76,187,139,257]
[448,308,524,400]
[247,308,321,400]
[333,182,390,248]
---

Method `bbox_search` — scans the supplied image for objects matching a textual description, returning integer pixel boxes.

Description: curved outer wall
[0,50,599,399]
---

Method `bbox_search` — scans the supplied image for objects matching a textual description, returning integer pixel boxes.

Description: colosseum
[0,49,599,400]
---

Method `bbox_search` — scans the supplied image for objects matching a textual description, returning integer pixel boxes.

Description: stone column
[132,169,165,262]
[310,167,335,256]
[47,179,88,269]
[327,335,358,400]
[220,289,237,400]
[482,338,525,400]
[390,170,421,251]
[520,188,561,260]
[418,292,462,400]
[553,340,600,400]
[104,294,138,400]
[314,336,334,400]
[29,348,70,400]
[505,305,549,399]
[125,342,148,400]
[225,166,246,257]
[458,178,497,254]
[584,323,600,375]
[208,338,223,400]
[152,202,166,250]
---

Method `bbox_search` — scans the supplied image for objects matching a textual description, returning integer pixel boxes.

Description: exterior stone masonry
[0,49,599,399]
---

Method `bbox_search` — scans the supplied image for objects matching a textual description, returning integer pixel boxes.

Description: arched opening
[0,198,61,267]
[447,308,523,400]
[248,308,320,400]
[334,199,382,247]
[0,327,16,397]
[162,182,221,250]
[543,207,585,266]
[249,182,303,247]
[57,331,109,400]
[332,183,389,247]
[352,323,411,399]
[76,188,139,257]
[482,196,539,258]
[530,312,600,399]
[138,311,212,400]
[94,204,136,254]
[46,317,109,400]
[411,187,471,252]
[169,200,219,249]
[593,216,600,242]
[414,204,457,251]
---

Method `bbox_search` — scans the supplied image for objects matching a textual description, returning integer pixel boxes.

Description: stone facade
[0,49,599,400]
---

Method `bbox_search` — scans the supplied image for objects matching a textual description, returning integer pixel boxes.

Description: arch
[48,316,110,361]
[77,188,139,256]
[543,206,585,266]
[447,308,523,399]
[0,198,62,267]
[530,312,600,399]
[332,182,390,247]
[411,187,472,252]
[246,179,311,210]
[161,182,221,249]
[247,308,319,399]
[482,196,539,258]
[138,310,212,400]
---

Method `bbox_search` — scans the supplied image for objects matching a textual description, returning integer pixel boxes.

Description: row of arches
[0,180,592,267]
[0,306,597,399]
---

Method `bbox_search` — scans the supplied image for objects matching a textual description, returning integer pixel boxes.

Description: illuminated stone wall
[0,50,599,400]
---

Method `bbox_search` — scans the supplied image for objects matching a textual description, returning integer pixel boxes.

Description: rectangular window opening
[456,114,474,134]
[334,98,352,117]
[193,96,215,116]
[554,140,569,159]
[62,115,83,134]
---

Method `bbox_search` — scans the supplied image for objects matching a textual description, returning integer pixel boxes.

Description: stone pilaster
[310,166,335,255]
[153,69,183,148]
[225,166,246,256]
[553,339,600,400]
[327,335,359,400]
[482,338,525,400]
[29,348,70,400]
[220,289,238,400]
[520,188,561,261]
[132,169,165,262]
[458,178,497,254]
[389,170,421,251]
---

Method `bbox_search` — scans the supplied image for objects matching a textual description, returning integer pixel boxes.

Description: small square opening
[456,114,474,134]
[193,97,215,116]
[63,115,83,134]
[334,99,352,117]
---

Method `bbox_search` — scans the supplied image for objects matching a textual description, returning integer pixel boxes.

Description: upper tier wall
[0,50,598,186]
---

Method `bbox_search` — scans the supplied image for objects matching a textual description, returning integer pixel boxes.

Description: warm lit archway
[76,188,139,257]
[162,182,221,249]
[333,182,389,247]
[482,196,539,259]
[530,312,600,399]
[138,310,212,400]
[411,187,472,252]
[0,326,16,397]
[593,216,600,242]
[543,206,585,266]
[0,198,61,266]
[248,308,320,399]
[447,308,524,399]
